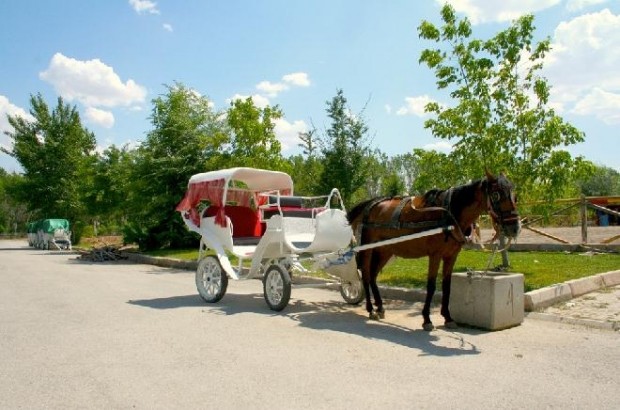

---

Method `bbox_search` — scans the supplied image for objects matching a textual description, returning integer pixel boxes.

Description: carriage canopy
[175,167,294,227]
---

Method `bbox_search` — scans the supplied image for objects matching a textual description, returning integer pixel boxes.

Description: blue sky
[1,0,619,173]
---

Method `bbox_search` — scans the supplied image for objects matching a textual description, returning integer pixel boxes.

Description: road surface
[1,240,617,409]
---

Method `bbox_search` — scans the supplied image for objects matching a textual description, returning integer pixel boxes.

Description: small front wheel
[340,270,365,305]
[196,256,228,303]
[263,264,291,311]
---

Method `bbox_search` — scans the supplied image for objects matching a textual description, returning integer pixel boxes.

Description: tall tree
[288,129,323,195]
[317,89,371,207]
[2,94,96,241]
[418,4,587,201]
[577,164,620,196]
[125,83,227,250]
[224,97,289,172]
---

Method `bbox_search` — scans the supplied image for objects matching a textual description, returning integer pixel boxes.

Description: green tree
[577,164,620,196]
[83,145,136,235]
[0,170,30,234]
[224,97,289,172]
[317,89,371,207]
[2,94,96,241]
[125,83,227,250]
[409,148,464,195]
[418,4,586,201]
[288,129,323,195]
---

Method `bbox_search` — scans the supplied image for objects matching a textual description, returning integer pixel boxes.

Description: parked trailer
[30,219,72,250]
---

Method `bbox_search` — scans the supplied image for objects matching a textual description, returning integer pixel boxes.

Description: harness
[356,196,464,246]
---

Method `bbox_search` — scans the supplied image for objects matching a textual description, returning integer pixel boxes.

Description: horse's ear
[484,168,496,181]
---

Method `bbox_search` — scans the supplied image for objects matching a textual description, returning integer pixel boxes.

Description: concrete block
[566,275,604,297]
[600,270,620,287]
[450,272,524,330]
[523,284,572,311]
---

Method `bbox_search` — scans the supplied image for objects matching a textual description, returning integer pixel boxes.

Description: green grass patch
[379,250,620,292]
[144,247,619,292]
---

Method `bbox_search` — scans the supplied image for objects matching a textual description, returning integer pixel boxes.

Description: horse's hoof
[444,320,458,329]
[423,322,434,331]
[377,310,385,319]
[369,311,380,320]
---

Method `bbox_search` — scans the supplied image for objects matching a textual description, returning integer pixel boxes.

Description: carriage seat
[261,195,324,219]
[203,206,265,244]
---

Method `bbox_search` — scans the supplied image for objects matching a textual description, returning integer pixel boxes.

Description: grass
[141,246,619,292]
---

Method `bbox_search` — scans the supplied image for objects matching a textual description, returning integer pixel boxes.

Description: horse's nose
[502,217,521,238]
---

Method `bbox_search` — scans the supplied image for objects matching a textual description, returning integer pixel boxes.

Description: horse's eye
[491,192,501,202]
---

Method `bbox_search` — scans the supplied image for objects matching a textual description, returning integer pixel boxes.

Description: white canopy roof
[188,167,294,193]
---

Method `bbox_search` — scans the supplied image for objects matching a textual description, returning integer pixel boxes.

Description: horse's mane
[421,179,484,219]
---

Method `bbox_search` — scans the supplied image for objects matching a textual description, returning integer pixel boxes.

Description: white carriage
[176,167,364,311]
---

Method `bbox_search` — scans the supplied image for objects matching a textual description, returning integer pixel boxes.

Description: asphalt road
[1,239,618,409]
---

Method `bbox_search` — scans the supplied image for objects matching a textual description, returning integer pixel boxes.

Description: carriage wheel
[263,264,291,312]
[340,270,365,305]
[195,256,228,303]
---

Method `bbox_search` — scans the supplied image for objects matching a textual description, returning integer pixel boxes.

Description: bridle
[485,177,520,233]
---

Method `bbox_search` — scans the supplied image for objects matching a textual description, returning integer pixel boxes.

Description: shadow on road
[128,292,482,357]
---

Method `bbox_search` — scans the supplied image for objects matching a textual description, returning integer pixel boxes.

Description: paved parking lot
[1,239,619,409]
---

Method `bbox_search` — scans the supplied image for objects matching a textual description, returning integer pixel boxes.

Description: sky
[1,0,619,174]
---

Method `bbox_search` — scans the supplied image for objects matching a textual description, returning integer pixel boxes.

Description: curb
[525,312,620,331]
[524,270,620,311]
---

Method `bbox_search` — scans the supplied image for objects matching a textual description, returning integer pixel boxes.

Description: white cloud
[228,93,271,109]
[163,23,173,32]
[254,72,311,98]
[440,0,561,24]
[0,95,35,153]
[39,53,147,108]
[282,72,310,87]
[385,104,392,114]
[566,0,609,12]
[273,118,308,151]
[396,95,437,117]
[544,9,620,123]
[571,88,620,124]
[423,140,453,153]
[129,0,159,15]
[85,107,115,128]
[256,81,288,97]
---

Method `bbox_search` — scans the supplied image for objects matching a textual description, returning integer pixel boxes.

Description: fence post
[580,195,588,245]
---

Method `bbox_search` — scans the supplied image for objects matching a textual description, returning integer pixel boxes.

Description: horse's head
[484,171,521,239]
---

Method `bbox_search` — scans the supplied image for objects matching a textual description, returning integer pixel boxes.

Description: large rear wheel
[263,264,291,311]
[196,256,228,303]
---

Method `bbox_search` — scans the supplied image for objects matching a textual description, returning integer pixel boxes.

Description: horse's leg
[422,255,441,331]
[358,251,375,318]
[368,251,388,320]
[441,255,458,329]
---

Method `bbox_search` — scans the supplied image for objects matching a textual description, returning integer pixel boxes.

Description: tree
[224,97,290,172]
[2,94,96,241]
[0,170,30,234]
[418,4,587,202]
[317,89,371,207]
[578,164,620,196]
[288,129,323,195]
[83,144,136,235]
[125,83,227,250]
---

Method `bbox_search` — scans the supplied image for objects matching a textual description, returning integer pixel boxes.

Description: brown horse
[347,171,521,331]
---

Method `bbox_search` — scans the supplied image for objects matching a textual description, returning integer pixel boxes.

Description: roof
[187,167,294,193]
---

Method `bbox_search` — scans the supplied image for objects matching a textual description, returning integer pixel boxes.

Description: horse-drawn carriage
[176,167,364,311]
[177,167,520,330]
